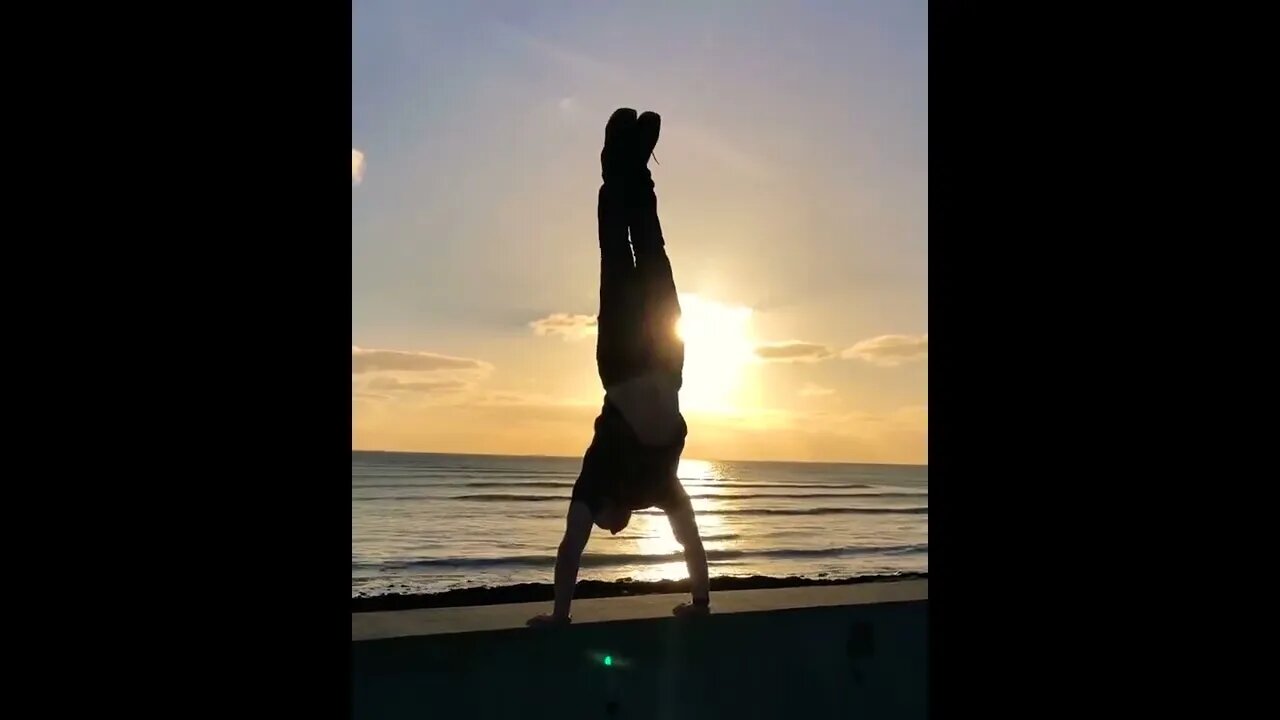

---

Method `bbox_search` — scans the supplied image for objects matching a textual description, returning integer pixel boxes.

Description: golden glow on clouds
[842,334,928,366]
[351,304,927,463]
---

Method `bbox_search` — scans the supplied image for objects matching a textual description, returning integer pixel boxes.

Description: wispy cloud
[352,148,366,185]
[800,383,836,397]
[755,341,836,363]
[530,313,598,340]
[351,346,492,374]
[366,376,469,394]
[474,390,597,408]
[352,346,494,407]
[842,334,928,367]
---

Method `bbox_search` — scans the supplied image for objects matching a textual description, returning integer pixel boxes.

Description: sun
[674,293,755,412]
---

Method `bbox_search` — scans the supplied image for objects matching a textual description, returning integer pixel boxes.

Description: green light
[603,655,613,667]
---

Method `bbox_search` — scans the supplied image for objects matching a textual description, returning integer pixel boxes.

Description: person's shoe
[635,111,661,174]
[635,111,660,160]
[601,107,638,183]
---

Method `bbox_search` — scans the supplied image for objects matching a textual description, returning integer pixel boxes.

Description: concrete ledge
[352,580,927,719]
[352,578,927,641]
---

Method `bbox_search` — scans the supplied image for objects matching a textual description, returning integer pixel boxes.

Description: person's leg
[626,112,684,385]
[596,108,644,388]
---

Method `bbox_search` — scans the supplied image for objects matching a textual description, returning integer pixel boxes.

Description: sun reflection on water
[613,458,734,581]
[677,458,719,482]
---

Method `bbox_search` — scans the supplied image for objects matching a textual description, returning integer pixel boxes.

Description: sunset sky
[352,1,927,464]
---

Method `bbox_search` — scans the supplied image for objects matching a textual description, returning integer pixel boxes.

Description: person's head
[594,499,631,535]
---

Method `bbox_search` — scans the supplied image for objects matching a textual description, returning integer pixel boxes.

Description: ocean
[352,451,928,597]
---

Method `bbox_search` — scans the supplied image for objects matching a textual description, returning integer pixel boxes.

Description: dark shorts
[572,402,689,514]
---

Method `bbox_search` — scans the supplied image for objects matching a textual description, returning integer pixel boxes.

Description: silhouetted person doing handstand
[529,108,710,625]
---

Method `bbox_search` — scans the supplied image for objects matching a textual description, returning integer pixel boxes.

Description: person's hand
[672,601,710,618]
[526,613,572,628]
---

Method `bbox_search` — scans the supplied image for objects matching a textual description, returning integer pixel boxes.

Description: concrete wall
[352,598,926,719]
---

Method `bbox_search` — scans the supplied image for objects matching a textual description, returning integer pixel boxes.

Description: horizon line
[351,447,927,469]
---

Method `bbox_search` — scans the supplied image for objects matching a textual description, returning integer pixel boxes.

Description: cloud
[754,341,836,363]
[366,376,468,394]
[475,390,596,408]
[842,334,928,367]
[800,383,835,398]
[530,313,597,340]
[352,148,366,185]
[481,391,533,405]
[351,346,492,374]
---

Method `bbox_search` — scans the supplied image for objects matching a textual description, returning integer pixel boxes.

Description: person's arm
[527,500,594,626]
[666,497,710,615]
